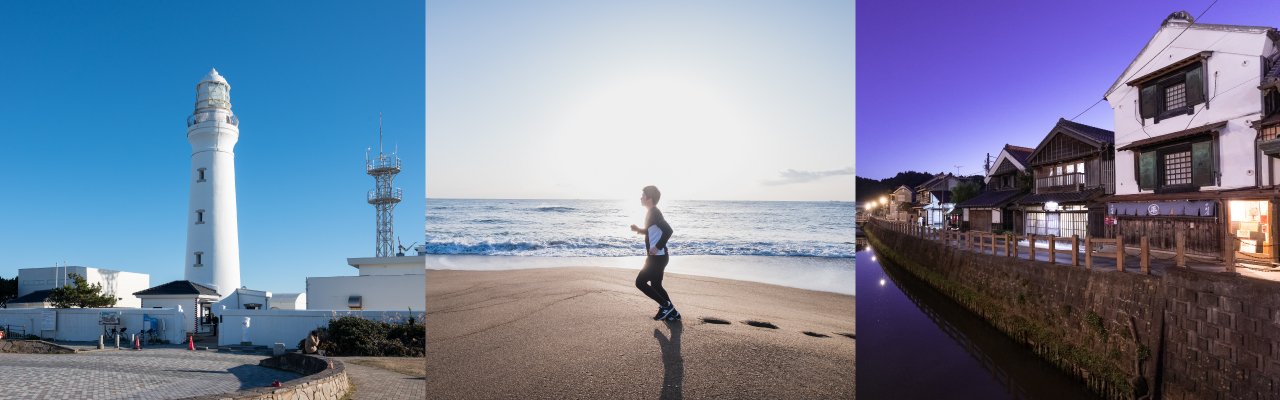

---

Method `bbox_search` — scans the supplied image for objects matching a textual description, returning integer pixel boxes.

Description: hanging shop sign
[1045,201,1059,212]
[1108,201,1215,216]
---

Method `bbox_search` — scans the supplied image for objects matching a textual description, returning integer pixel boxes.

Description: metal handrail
[367,188,403,202]
[366,155,402,172]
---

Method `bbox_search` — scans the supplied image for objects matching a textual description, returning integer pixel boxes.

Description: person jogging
[630,185,679,321]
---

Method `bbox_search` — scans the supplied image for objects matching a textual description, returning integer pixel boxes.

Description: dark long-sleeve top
[644,208,674,255]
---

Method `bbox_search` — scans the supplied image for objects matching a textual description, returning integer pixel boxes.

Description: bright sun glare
[542,73,759,199]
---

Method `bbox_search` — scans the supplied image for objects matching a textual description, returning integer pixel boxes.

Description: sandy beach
[424,266,855,398]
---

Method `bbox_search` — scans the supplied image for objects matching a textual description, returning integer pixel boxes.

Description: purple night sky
[857,0,1280,180]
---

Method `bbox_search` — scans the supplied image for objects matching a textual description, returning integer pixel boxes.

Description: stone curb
[177,353,350,400]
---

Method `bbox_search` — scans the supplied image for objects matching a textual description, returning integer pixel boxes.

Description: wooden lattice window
[1164,151,1191,185]
[1262,125,1280,141]
[1165,83,1187,110]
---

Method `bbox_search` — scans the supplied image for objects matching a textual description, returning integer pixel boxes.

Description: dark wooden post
[1071,235,1079,266]
[1116,236,1125,272]
[1176,232,1186,267]
[1047,234,1056,264]
[1028,234,1036,261]
[1007,235,1014,257]
[1085,236,1093,269]
[1140,236,1150,275]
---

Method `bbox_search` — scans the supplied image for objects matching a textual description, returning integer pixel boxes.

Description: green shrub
[297,316,424,357]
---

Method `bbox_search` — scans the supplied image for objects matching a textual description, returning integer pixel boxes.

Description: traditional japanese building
[957,144,1033,233]
[1016,119,1115,238]
[1099,12,1280,266]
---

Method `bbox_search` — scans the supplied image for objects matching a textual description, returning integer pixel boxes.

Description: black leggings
[636,254,671,306]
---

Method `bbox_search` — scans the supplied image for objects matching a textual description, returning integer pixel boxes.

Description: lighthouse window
[197,168,206,182]
[196,210,205,224]
[194,252,203,267]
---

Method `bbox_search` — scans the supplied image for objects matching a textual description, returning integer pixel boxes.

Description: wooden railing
[1035,172,1085,190]
[866,216,1202,275]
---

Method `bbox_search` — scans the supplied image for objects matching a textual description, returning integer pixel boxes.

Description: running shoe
[653,304,674,321]
[664,309,681,321]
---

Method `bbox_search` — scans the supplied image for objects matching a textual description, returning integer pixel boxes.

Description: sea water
[423,199,855,295]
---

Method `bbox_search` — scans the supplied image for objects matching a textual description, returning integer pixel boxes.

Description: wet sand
[424,266,855,398]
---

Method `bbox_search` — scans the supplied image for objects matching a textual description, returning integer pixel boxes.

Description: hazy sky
[857,0,1280,180]
[0,2,424,294]
[425,1,854,202]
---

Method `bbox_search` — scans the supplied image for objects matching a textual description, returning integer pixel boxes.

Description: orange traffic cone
[188,336,195,350]
[134,335,141,350]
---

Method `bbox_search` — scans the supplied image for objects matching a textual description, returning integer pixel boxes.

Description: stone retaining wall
[866,220,1280,400]
[179,353,349,400]
[0,339,79,354]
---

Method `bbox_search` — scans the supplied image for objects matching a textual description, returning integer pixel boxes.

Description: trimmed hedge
[299,316,424,357]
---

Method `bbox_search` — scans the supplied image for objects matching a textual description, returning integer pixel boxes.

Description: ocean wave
[533,204,577,212]
[419,238,854,258]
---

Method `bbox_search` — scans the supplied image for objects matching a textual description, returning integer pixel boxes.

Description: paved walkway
[340,360,424,400]
[0,348,300,400]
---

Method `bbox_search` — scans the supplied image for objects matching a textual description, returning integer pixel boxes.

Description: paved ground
[0,348,300,400]
[337,359,425,400]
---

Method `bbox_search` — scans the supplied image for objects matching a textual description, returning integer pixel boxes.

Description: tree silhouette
[48,273,117,308]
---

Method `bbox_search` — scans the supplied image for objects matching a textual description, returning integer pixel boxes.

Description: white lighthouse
[183,69,241,298]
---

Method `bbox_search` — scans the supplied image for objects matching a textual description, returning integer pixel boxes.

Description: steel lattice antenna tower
[366,113,402,257]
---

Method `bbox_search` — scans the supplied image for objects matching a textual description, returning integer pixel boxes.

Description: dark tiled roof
[956,190,1025,208]
[133,280,220,297]
[1056,118,1115,145]
[1005,145,1034,166]
[917,173,956,191]
[10,290,51,304]
[1017,187,1104,205]
[1116,121,1226,151]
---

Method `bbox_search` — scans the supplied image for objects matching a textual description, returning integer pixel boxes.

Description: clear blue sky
[0,2,424,294]
[425,1,854,201]
[856,0,1280,180]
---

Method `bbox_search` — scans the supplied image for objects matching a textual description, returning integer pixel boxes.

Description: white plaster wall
[184,112,241,298]
[1108,24,1276,195]
[270,293,306,310]
[306,275,425,311]
[348,256,426,276]
[16,267,149,307]
[0,307,187,343]
[215,309,421,347]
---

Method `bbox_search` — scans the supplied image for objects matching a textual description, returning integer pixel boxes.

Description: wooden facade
[1104,215,1222,257]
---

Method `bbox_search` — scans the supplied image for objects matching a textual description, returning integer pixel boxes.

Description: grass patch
[348,358,427,378]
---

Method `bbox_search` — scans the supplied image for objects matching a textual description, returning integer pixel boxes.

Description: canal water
[857,239,1102,399]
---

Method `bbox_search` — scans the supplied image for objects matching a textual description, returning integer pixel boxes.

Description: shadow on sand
[653,320,684,399]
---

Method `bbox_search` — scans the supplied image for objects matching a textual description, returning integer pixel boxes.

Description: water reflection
[858,246,1100,399]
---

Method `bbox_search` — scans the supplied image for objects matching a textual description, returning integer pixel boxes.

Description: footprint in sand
[802,331,830,338]
[700,317,731,325]
[836,333,856,339]
[744,320,778,329]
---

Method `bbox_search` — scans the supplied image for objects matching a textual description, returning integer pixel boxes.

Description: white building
[10,266,150,308]
[1102,11,1280,262]
[184,68,242,297]
[306,255,425,310]
[915,173,960,228]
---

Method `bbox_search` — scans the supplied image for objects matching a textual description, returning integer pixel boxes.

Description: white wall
[215,309,421,347]
[348,256,426,276]
[17,267,150,307]
[306,275,425,311]
[1107,22,1276,195]
[0,307,187,344]
[270,293,306,310]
